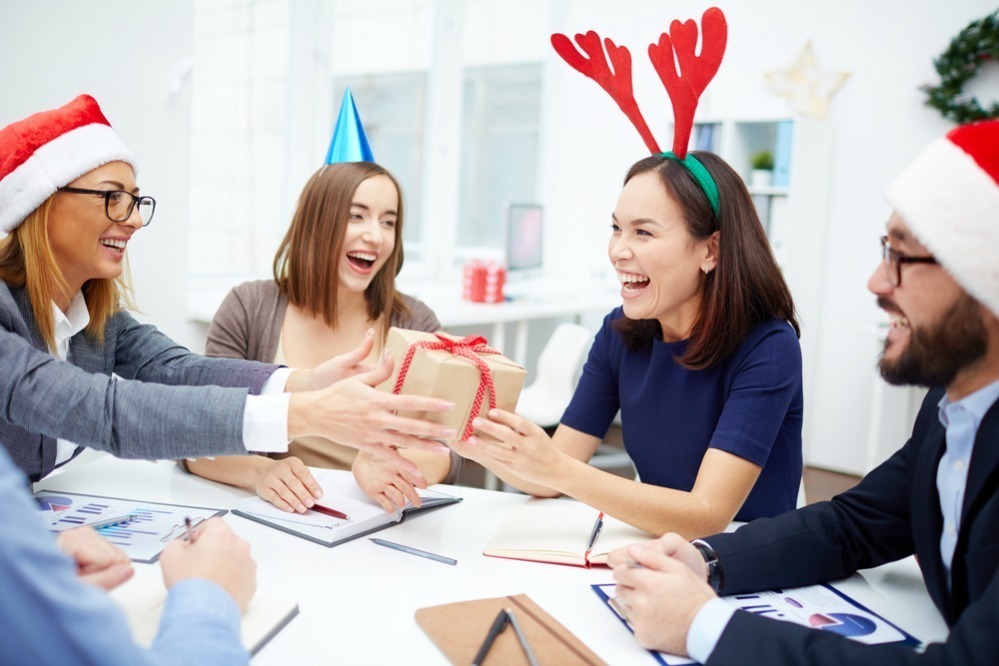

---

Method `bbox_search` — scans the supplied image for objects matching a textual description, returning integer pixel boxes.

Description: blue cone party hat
[324,88,375,164]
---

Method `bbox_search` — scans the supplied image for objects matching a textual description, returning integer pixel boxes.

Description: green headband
[659,152,720,217]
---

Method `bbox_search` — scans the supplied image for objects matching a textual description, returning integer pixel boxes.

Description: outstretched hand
[460,409,566,487]
[287,330,378,392]
[290,350,456,460]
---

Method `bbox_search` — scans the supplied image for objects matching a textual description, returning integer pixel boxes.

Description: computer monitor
[504,203,544,282]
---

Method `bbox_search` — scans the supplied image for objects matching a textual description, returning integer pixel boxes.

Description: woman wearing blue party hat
[186,89,460,514]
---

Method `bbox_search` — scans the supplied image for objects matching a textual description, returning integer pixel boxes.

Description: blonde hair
[0,195,135,350]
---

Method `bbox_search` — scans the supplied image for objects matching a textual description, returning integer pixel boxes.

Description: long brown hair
[0,196,133,350]
[613,151,799,369]
[273,162,409,330]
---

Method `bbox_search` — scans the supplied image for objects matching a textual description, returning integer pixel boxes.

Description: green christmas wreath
[922,10,999,124]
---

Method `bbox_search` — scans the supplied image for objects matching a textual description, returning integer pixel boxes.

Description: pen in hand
[184,516,198,543]
[585,512,605,556]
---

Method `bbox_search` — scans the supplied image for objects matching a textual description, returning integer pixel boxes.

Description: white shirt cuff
[687,597,736,664]
[242,392,291,453]
[262,367,294,394]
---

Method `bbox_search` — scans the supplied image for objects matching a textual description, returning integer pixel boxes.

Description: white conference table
[37,454,949,664]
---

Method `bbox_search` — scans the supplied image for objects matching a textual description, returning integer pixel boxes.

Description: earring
[702,265,711,274]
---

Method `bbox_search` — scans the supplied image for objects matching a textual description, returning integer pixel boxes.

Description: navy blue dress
[561,309,803,521]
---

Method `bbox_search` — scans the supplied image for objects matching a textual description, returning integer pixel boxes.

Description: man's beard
[879,293,989,388]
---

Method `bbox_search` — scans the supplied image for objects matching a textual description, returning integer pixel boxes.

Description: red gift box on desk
[377,328,526,444]
[462,260,506,303]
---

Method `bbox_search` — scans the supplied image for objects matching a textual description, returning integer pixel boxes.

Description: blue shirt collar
[937,378,999,427]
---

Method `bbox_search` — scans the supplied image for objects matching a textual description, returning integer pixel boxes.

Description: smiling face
[869,213,988,389]
[609,171,716,340]
[47,161,142,295]
[337,174,399,296]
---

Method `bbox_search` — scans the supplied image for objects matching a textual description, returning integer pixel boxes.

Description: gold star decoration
[764,42,850,120]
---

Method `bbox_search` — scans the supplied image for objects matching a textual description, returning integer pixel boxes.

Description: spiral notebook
[232,468,461,547]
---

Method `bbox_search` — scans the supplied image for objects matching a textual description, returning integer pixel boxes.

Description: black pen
[506,609,539,666]
[471,609,509,666]
[584,511,605,557]
[184,516,198,543]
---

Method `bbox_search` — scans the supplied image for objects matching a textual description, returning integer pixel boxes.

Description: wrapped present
[377,328,526,444]
[462,260,506,303]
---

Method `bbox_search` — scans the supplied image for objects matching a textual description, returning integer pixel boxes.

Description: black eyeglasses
[880,235,936,287]
[57,186,156,227]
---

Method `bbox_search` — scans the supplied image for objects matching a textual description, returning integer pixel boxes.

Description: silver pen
[84,514,132,531]
[505,608,539,666]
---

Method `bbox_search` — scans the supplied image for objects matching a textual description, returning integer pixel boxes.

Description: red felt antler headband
[552,7,728,159]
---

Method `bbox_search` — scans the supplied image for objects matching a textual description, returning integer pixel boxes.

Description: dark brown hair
[613,151,799,369]
[273,161,409,330]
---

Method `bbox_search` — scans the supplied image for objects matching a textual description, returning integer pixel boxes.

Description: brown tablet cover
[415,593,606,665]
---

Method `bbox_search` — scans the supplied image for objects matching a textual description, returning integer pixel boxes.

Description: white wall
[0,0,198,349]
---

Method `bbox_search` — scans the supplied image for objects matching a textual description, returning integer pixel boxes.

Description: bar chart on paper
[34,490,225,563]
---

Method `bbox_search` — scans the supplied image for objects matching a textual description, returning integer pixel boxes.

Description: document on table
[593,581,920,665]
[33,490,225,563]
[232,468,461,547]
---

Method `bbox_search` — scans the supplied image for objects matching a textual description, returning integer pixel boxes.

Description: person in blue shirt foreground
[0,443,254,665]
[609,120,999,665]
[455,150,803,538]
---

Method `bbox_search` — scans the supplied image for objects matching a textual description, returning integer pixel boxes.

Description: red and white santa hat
[886,120,999,317]
[0,94,136,234]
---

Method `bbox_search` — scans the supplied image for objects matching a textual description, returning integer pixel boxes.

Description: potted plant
[750,150,774,188]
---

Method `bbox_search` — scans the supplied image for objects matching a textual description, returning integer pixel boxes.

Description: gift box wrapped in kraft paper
[377,328,527,445]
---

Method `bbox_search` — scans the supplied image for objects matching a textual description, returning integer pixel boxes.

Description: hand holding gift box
[377,328,526,444]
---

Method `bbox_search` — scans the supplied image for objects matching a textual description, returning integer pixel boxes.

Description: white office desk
[37,455,949,664]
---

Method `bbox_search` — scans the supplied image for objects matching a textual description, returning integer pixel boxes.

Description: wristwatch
[691,539,724,592]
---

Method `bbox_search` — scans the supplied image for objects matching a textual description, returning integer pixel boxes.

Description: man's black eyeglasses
[57,186,156,227]
[880,235,936,287]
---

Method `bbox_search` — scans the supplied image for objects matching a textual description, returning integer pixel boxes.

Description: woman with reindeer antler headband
[454,8,803,539]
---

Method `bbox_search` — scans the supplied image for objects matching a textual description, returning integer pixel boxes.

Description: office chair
[515,322,594,429]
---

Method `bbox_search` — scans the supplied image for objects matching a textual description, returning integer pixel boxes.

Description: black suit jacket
[703,388,999,665]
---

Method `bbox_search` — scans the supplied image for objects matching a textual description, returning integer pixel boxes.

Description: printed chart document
[34,490,225,563]
[232,468,461,547]
[110,572,298,655]
[592,582,921,665]
[483,498,656,567]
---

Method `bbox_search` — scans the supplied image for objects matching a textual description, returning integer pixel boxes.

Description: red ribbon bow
[393,333,501,442]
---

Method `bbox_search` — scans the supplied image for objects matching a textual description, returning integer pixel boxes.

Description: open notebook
[232,468,461,547]
[109,573,298,655]
[484,499,656,567]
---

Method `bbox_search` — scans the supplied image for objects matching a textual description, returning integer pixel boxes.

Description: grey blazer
[0,283,279,482]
